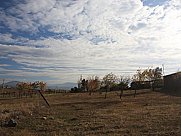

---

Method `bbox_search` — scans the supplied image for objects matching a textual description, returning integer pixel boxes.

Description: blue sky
[0,0,181,85]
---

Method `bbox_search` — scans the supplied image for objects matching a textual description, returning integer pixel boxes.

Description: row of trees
[76,76,100,95]
[16,81,46,91]
[16,81,50,106]
[72,67,163,98]
[132,67,162,82]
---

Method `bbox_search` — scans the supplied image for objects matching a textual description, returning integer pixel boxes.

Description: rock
[42,117,47,120]
[70,118,77,121]
[49,116,54,120]
[5,119,17,127]
[2,109,10,114]
[143,103,149,106]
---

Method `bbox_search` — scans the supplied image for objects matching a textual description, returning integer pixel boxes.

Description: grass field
[0,90,181,136]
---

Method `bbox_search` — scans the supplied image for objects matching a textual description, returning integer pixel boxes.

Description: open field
[0,90,181,136]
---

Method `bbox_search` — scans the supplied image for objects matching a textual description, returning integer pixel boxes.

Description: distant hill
[4,81,20,88]
[48,82,77,90]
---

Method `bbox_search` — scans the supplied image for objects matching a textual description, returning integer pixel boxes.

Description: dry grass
[0,90,181,136]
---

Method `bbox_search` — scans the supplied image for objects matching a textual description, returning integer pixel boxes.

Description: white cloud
[0,0,181,84]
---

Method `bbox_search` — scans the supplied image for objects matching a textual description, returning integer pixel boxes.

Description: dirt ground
[0,89,181,136]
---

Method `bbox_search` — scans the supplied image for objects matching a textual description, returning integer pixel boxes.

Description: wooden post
[38,90,50,107]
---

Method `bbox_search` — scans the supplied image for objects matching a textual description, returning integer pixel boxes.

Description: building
[164,72,181,91]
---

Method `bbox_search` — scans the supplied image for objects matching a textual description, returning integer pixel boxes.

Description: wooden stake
[38,90,50,107]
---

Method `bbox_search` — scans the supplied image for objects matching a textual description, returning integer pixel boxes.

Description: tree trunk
[134,89,136,97]
[120,90,123,99]
[105,88,108,99]
[105,91,107,99]
[89,89,92,95]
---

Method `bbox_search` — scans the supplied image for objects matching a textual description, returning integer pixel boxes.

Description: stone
[5,119,17,127]
[42,117,47,120]
[2,109,10,114]
[49,116,54,120]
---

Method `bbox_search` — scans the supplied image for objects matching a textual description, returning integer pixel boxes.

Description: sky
[0,0,181,85]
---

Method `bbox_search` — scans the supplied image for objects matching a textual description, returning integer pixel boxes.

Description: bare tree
[132,67,163,94]
[16,82,28,98]
[39,81,47,91]
[1,79,5,98]
[31,81,49,106]
[102,73,118,99]
[119,76,130,99]
[78,76,88,92]
[87,76,100,95]
[132,68,147,97]
[133,69,146,82]
[1,79,5,89]
[144,67,162,90]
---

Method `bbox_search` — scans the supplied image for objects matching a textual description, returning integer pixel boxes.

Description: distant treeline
[71,67,163,98]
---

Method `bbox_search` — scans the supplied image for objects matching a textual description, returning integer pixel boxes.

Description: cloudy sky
[0,0,181,85]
